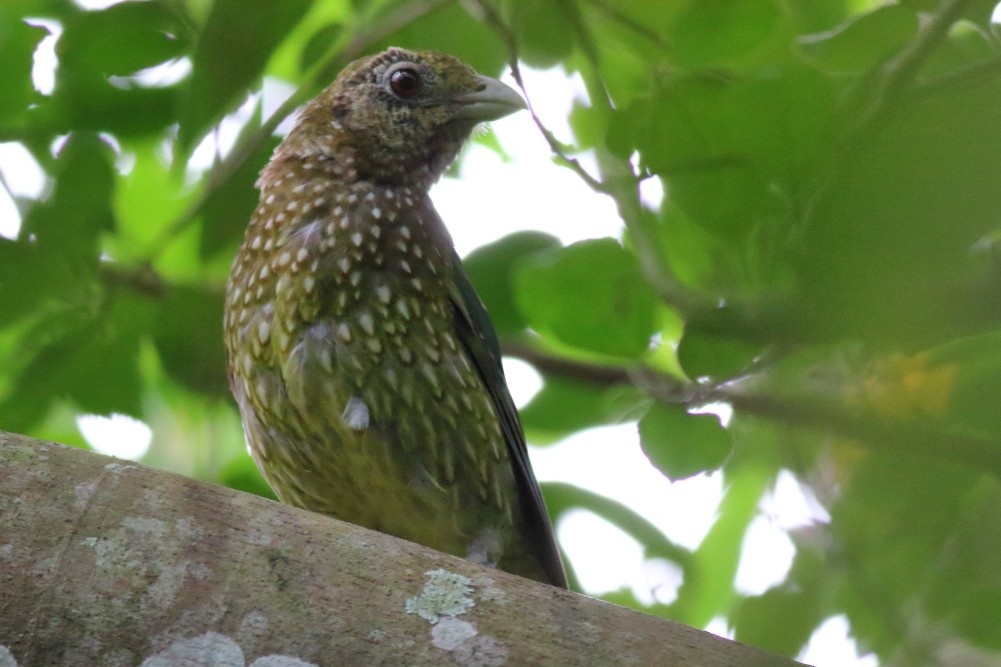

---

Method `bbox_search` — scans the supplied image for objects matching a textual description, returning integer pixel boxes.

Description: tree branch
[504,341,1001,477]
[0,431,800,666]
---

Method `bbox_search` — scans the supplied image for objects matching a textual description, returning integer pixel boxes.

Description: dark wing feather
[445,248,568,588]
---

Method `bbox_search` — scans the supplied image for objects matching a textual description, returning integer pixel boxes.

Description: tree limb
[0,431,798,666]
[504,341,1001,478]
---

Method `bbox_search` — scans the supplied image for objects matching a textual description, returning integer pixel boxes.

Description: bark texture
[0,431,801,666]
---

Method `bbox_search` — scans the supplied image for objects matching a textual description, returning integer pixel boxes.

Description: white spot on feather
[358,312,375,335]
[342,397,369,431]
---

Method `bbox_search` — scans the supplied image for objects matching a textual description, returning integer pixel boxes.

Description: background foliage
[3,0,1001,663]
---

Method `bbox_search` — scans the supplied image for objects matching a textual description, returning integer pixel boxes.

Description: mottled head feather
[270,48,524,189]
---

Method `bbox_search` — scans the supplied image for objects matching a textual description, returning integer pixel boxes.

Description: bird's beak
[452,75,527,122]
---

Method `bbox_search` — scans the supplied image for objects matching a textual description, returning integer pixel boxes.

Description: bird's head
[281,48,526,188]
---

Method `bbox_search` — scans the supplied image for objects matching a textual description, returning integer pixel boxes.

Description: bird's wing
[442,244,568,588]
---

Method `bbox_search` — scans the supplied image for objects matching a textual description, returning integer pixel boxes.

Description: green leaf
[58,1,189,80]
[735,545,832,657]
[798,76,1001,343]
[375,2,508,76]
[299,23,343,75]
[178,0,314,157]
[674,462,770,626]
[200,102,280,259]
[543,481,691,567]
[671,0,782,66]
[50,2,187,136]
[520,376,647,443]
[734,588,823,657]
[833,454,984,656]
[113,139,194,257]
[515,238,658,358]
[929,332,1001,436]
[0,240,49,327]
[0,14,47,126]
[152,284,228,397]
[797,5,919,75]
[610,65,837,242]
[677,331,761,381]
[639,403,731,481]
[463,231,561,335]
[506,0,575,68]
[0,299,146,433]
[23,133,115,264]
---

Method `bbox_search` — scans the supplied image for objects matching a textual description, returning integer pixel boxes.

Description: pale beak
[452,75,527,122]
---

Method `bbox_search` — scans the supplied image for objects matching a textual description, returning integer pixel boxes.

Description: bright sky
[0,10,877,664]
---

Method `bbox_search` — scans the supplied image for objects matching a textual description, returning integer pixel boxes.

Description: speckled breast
[224,161,515,558]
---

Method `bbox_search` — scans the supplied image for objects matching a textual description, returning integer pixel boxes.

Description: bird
[223,47,567,588]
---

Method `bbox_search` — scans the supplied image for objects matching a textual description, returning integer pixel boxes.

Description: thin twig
[845,0,974,144]
[472,0,609,194]
[472,0,718,319]
[98,263,167,299]
[911,53,1001,96]
[502,338,632,387]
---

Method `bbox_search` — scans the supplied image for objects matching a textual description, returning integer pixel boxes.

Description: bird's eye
[389,68,421,98]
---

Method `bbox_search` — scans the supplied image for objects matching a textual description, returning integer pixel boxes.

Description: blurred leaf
[609,64,837,242]
[919,21,997,79]
[677,331,761,381]
[925,481,1001,650]
[834,453,986,655]
[113,140,194,257]
[463,231,561,335]
[639,403,731,480]
[299,23,342,74]
[23,133,115,265]
[377,2,508,76]
[58,1,189,80]
[799,76,1001,343]
[520,376,647,443]
[178,0,313,157]
[0,14,47,127]
[515,238,658,358]
[734,588,823,657]
[930,332,1001,436]
[505,0,575,68]
[199,101,280,259]
[543,481,691,567]
[734,545,831,657]
[674,461,771,627]
[797,5,919,75]
[671,0,782,66]
[0,240,49,327]
[651,203,739,293]
[0,296,146,433]
[50,2,187,136]
[152,284,228,397]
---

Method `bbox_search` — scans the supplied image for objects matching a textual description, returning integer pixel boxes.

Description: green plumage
[224,48,566,587]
